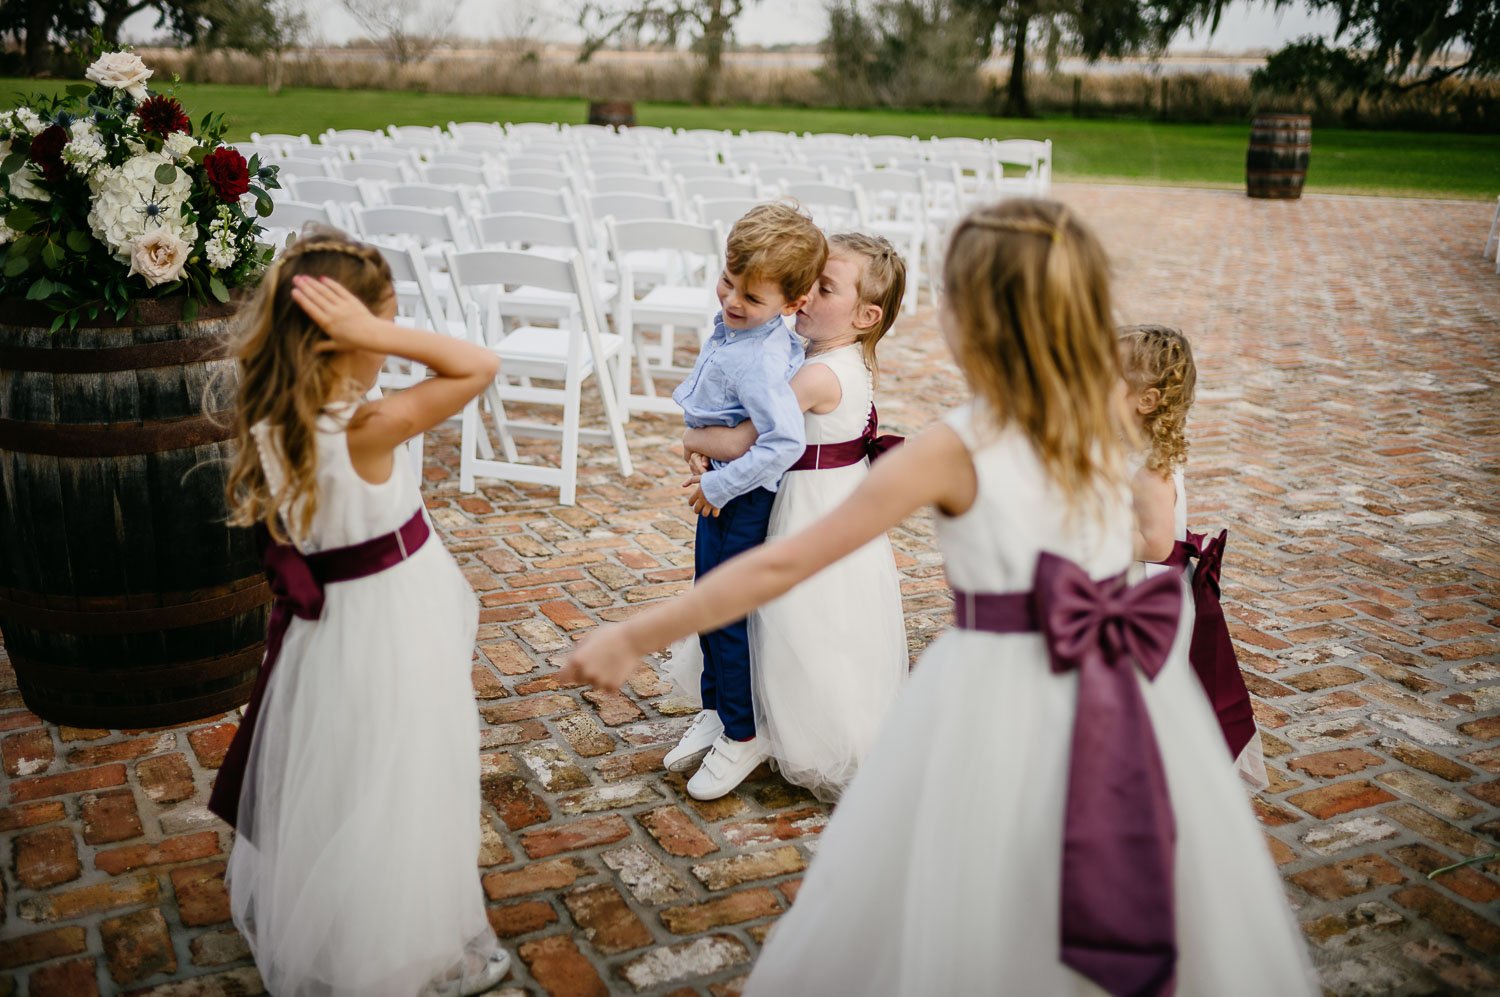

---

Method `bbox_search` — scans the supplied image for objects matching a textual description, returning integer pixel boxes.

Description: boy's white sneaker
[665,709,724,773]
[687,734,769,800]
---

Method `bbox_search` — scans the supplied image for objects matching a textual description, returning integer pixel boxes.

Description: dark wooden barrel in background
[1246,113,1312,199]
[0,299,268,729]
[588,101,636,129]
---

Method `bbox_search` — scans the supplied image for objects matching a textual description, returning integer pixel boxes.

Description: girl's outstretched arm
[292,275,499,455]
[563,421,976,691]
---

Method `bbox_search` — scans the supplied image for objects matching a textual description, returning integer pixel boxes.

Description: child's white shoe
[665,709,724,773]
[420,947,511,997]
[687,734,769,800]
[460,949,511,996]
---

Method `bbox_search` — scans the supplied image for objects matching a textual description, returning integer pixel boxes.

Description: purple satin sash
[953,552,1182,997]
[786,405,904,471]
[1156,530,1256,760]
[208,508,431,832]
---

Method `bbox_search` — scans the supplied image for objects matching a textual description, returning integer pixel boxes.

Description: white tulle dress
[744,404,1316,997]
[1140,466,1268,790]
[228,404,502,997]
[751,345,907,799]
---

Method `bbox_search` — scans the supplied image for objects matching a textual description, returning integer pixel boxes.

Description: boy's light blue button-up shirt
[672,311,806,510]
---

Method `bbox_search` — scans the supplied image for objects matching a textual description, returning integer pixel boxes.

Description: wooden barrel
[0,298,268,729]
[588,101,636,129]
[1246,113,1311,199]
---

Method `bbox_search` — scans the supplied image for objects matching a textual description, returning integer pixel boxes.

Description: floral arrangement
[0,50,281,331]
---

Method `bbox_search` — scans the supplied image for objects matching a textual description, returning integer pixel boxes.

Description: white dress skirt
[669,345,908,800]
[743,405,1316,996]
[228,407,502,997]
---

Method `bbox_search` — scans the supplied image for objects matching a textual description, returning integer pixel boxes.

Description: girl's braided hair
[1118,324,1196,475]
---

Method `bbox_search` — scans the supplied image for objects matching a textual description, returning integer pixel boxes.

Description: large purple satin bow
[1034,551,1182,997]
[862,405,905,460]
[1182,530,1256,760]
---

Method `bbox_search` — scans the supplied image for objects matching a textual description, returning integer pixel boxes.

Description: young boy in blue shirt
[667,203,828,801]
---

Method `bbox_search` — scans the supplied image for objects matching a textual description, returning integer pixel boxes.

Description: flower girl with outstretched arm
[564,201,1316,996]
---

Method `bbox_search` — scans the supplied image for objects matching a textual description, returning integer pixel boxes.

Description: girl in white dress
[679,234,909,800]
[213,232,510,997]
[564,201,1316,996]
[1121,324,1268,790]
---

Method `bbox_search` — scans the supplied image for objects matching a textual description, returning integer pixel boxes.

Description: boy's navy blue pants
[694,486,776,741]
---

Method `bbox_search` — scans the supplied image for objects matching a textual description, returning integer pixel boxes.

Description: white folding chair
[693,196,765,230]
[665,162,740,183]
[285,176,376,229]
[352,204,472,265]
[470,211,616,328]
[991,139,1052,197]
[679,177,757,204]
[585,192,681,283]
[388,124,447,147]
[851,169,928,311]
[446,248,632,504]
[505,169,577,194]
[481,186,577,218]
[506,153,575,175]
[356,147,421,169]
[385,182,470,215]
[588,174,673,198]
[263,200,336,247]
[753,164,823,195]
[342,160,412,185]
[425,149,493,171]
[784,181,870,232]
[321,128,389,148]
[273,156,343,181]
[505,122,563,140]
[927,139,1000,199]
[252,131,311,148]
[607,217,723,417]
[448,121,505,145]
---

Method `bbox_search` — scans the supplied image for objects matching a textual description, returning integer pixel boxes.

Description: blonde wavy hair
[1119,324,1197,475]
[828,232,905,378]
[726,201,828,302]
[942,199,1125,510]
[224,228,394,542]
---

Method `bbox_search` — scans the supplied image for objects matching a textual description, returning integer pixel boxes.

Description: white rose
[85,52,154,102]
[87,152,194,260]
[164,131,197,161]
[128,227,190,287]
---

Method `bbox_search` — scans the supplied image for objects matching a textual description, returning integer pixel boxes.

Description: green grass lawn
[3,77,1493,198]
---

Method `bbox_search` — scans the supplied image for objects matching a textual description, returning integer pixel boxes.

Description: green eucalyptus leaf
[208,275,230,303]
[254,190,273,218]
[6,204,39,231]
[1,153,25,176]
[66,84,93,98]
[154,163,178,185]
[49,312,66,333]
[65,230,92,253]
[4,254,29,277]
[26,276,53,300]
[181,296,199,322]
[41,240,62,270]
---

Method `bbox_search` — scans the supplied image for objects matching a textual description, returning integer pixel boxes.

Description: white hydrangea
[0,140,50,203]
[63,120,107,176]
[206,204,238,270]
[9,108,43,136]
[163,131,197,162]
[0,216,15,245]
[87,151,194,262]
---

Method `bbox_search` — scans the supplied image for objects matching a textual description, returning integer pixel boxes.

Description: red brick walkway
[2,185,1498,995]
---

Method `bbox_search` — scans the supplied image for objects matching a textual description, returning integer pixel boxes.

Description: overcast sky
[127,0,1344,53]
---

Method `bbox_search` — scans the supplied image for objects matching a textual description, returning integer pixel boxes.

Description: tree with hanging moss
[951,0,1229,118]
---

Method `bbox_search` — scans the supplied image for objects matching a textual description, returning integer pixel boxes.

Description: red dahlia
[136,95,191,137]
[203,146,250,202]
[28,124,67,182]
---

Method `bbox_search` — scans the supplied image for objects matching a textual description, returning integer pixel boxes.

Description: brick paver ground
[1,184,1498,996]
